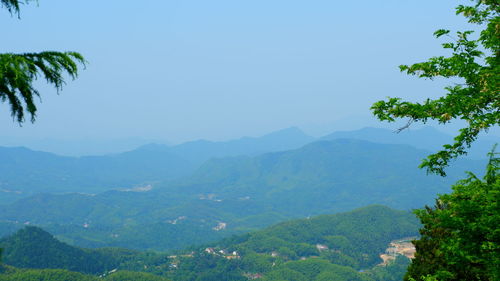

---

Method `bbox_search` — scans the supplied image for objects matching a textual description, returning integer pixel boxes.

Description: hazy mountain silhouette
[0,127,314,203]
[321,126,496,159]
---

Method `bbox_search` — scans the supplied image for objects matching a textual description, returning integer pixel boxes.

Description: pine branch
[0,52,87,123]
[0,0,36,16]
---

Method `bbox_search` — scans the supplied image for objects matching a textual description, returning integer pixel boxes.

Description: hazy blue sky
[0,0,492,143]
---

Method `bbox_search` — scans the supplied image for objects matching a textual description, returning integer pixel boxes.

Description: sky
[1,0,497,147]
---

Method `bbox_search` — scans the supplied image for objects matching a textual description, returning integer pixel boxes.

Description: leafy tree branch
[371,0,499,176]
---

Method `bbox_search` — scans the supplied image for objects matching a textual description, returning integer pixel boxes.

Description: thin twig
[395,118,415,133]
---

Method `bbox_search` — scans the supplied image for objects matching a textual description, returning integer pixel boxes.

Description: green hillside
[219,205,419,268]
[0,267,171,281]
[184,139,474,213]
[0,226,138,274]
[150,205,420,281]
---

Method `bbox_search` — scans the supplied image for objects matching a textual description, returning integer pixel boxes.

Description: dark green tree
[1,0,86,123]
[405,149,499,281]
[371,0,499,176]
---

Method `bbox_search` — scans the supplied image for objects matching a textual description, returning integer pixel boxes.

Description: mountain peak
[135,143,170,151]
[262,126,309,137]
[320,126,452,151]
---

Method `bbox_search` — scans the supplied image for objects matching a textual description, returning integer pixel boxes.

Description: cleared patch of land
[379,237,416,266]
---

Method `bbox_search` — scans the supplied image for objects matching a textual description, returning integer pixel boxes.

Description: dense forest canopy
[405,152,499,281]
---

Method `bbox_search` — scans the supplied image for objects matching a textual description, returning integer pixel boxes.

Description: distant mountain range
[0,136,171,157]
[0,127,314,203]
[164,126,316,163]
[0,145,194,199]
[2,126,495,203]
[0,138,485,251]
[321,126,497,159]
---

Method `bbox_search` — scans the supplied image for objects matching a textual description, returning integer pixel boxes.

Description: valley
[1,0,498,279]
[0,205,419,281]
[0,127,494,280]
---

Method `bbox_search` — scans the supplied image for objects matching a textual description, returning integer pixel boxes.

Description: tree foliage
[1,0,86,123]
[371,2,499,280]
[371,0,499,176]
[405,149,499,281]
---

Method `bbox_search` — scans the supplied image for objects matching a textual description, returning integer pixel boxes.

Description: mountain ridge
[0,139,483,251]
[0,127,314,204]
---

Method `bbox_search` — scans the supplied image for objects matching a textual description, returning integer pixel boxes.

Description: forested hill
[137,205,420,281]
[0,226,138,274]
[183,139,482,213]
[216,205,419,269]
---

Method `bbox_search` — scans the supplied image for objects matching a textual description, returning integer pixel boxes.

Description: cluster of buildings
[204,247,240,260]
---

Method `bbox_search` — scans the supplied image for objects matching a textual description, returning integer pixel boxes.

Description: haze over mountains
[1,126,494,201]
[0,126,490,251]
[321,126,497,159]
[0,126,496,280]
[0,127,313,201]
[0,136,169,157]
